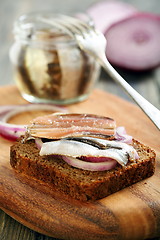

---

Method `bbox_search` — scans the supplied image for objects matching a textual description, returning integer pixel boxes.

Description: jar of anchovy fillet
[10,12,100,104]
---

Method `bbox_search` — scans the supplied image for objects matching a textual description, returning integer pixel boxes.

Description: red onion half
[87,1,160,70]
[105,13,160,70]
[87,0,137,33]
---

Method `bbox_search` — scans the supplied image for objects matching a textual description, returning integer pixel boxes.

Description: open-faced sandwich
[10,113,156,201]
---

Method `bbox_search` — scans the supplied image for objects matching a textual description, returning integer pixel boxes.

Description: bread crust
[10,139,156,201]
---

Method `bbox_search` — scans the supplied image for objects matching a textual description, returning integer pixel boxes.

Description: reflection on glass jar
[10,12,100,104]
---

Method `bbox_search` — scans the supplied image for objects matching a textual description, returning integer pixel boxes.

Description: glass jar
[9,12,100,104]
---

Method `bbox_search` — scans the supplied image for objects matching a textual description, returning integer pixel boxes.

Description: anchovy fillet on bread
[10,113,156,201]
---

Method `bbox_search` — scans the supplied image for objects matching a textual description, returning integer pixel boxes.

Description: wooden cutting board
[0,85,160,240]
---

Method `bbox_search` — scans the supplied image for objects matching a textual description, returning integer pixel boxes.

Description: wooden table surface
[0,0,160,239]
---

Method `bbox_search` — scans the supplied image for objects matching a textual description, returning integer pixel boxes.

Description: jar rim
[13,11,94,47]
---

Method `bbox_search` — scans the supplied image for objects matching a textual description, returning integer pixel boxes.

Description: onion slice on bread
[39,139,137,167]
[61,155,117,171]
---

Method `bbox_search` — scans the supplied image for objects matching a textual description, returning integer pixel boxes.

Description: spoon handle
[100,56,160,130]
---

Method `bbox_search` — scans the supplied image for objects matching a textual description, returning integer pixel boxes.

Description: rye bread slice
[10,138,156,201]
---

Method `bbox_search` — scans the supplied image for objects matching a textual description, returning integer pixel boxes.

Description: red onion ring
[115,126,132,144]
[87,0,137,34]
[79,156,114,162]
[0,123,25,141]
[0,104,67,123]
[0,104,67,141]
[134,149,139,160]
[35,138,43,149]
[115,127,139,159]
[61,155,117,171]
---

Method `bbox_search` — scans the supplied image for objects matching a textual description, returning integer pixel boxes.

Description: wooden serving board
[0,85,160,240]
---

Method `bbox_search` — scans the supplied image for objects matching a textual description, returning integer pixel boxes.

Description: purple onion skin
[79,156,115,163]
[0,103,67,142]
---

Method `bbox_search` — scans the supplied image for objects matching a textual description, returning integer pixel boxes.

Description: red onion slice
[0,105,18,119]
[62,155,117,171]
[0,122,25,141]
[1,104,67,123]
[115,127,139,159]
[79,156,114,162]
[35,138,43,149]
[40,139,137,166]
[0,104,67,141]
[134,150,139,160]
[115,126,132,144]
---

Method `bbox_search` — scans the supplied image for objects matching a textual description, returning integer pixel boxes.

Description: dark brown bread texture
[10,139,156,201]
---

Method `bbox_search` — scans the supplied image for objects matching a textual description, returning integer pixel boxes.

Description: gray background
[0,0,160,109]
[0,1,160,240]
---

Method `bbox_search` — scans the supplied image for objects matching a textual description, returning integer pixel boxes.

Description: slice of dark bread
[10,138,156,201]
